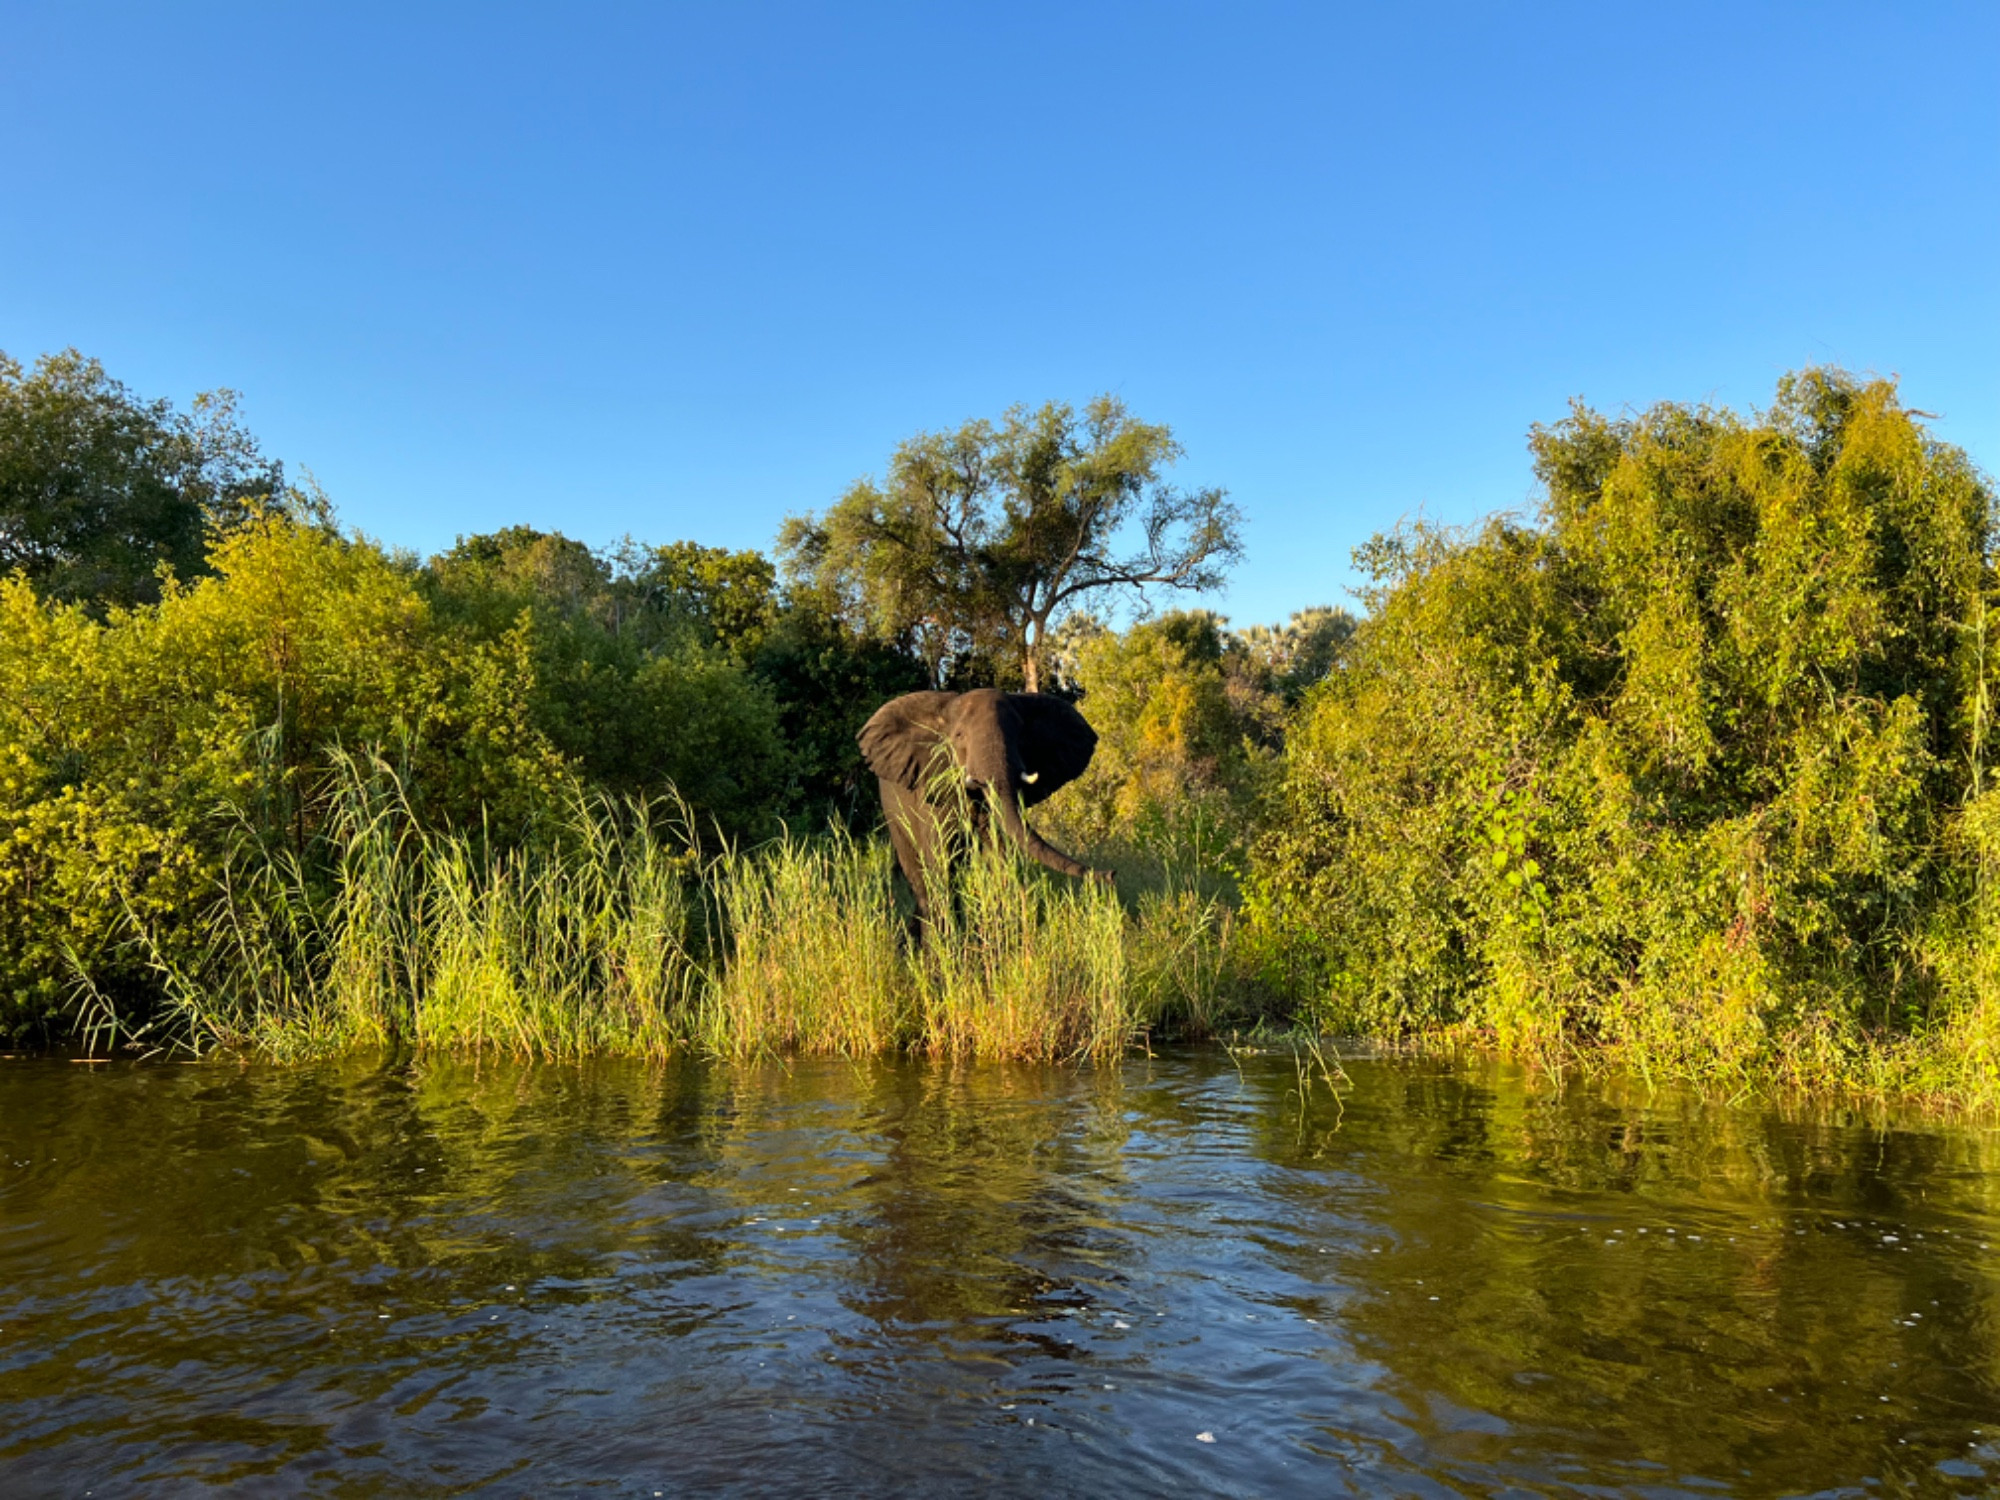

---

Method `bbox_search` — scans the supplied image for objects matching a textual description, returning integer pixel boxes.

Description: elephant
[857,687,1109,929]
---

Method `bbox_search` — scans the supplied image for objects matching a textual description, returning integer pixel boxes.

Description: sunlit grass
[911,845,1131,1060]
[136,756,1256,1062]
[695,830,907,1058]
[111,750,2000,1112]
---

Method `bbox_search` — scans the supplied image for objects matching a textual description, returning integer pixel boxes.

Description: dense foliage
[420,527,790,825]
[8,351,1998,1100]
[1249,372,2000,1093]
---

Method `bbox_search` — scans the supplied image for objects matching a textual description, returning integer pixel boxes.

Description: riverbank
[47,763,2000,1117]
[14,369,2000,1117]
[85,771,1249,1065]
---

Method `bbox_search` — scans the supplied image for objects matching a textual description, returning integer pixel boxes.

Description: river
[2,1049,1996,1496]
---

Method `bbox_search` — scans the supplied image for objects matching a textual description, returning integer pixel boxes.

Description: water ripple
[2,1051,1997,1495]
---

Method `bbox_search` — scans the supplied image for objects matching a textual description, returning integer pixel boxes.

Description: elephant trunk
[990,780,1096,881]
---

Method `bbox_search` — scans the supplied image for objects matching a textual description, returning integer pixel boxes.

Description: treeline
[0,351,1322,1044]
[7,349,2000,1101]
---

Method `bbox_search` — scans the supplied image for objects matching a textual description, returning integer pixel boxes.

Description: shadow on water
[2,1049,1997,1496]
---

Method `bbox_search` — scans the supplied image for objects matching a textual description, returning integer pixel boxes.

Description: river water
[2,1049,1997,1497]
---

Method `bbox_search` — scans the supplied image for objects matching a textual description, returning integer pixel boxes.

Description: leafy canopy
[778,396,1242,690]
[0,348,291,608]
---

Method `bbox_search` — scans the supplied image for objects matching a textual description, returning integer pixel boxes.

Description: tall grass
[140,756,700,1059]
[696,831,906,1057]
[912,846,1132,1060]
[137,755,1252,1061]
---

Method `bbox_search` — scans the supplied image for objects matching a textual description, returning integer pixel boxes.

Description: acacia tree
[778,396,1242,691]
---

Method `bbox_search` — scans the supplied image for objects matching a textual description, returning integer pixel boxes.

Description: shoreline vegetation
[7,352,2000,1110]
[103,755,1240,1065]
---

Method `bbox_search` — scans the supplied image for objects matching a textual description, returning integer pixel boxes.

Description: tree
[625,540,778,653]
[420,527,938,829]
[1232,605,1358,704]
[421,527,791,834]
[1248,369,2000,1077]
[0,349,287,607]
[778,396,1242,692]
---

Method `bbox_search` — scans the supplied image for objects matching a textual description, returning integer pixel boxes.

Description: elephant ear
[1005,692,1098,805]
[858,691,957,790]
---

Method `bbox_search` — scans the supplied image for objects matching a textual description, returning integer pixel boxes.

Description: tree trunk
[1022,610,1046,693]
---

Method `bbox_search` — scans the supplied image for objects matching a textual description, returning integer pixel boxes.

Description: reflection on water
[2,1050,1998,1496]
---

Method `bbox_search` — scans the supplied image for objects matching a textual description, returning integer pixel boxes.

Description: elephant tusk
[1020,771,1039,784]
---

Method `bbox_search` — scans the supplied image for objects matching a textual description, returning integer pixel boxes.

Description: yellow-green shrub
[1249,370,2000,1091]
[0,516,564,1038]
[1044,611,1271,894]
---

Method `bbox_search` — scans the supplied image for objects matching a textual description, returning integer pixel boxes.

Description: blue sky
[4,2,1994,626]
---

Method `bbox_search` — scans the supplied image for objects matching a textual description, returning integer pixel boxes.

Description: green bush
[1041,611,1272,890]
[1249,371,1999,1090]
[422,527,792,835]
[0,515,563,1040]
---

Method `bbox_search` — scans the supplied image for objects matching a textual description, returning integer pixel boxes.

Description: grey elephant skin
[857,688,1108,928]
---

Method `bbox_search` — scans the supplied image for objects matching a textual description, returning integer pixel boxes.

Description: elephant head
[858,688,1104,894]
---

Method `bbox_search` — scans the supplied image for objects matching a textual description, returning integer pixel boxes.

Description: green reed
[910,843,1133,1060]
[140,756,1252,1061]
[695,829,908,1058]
